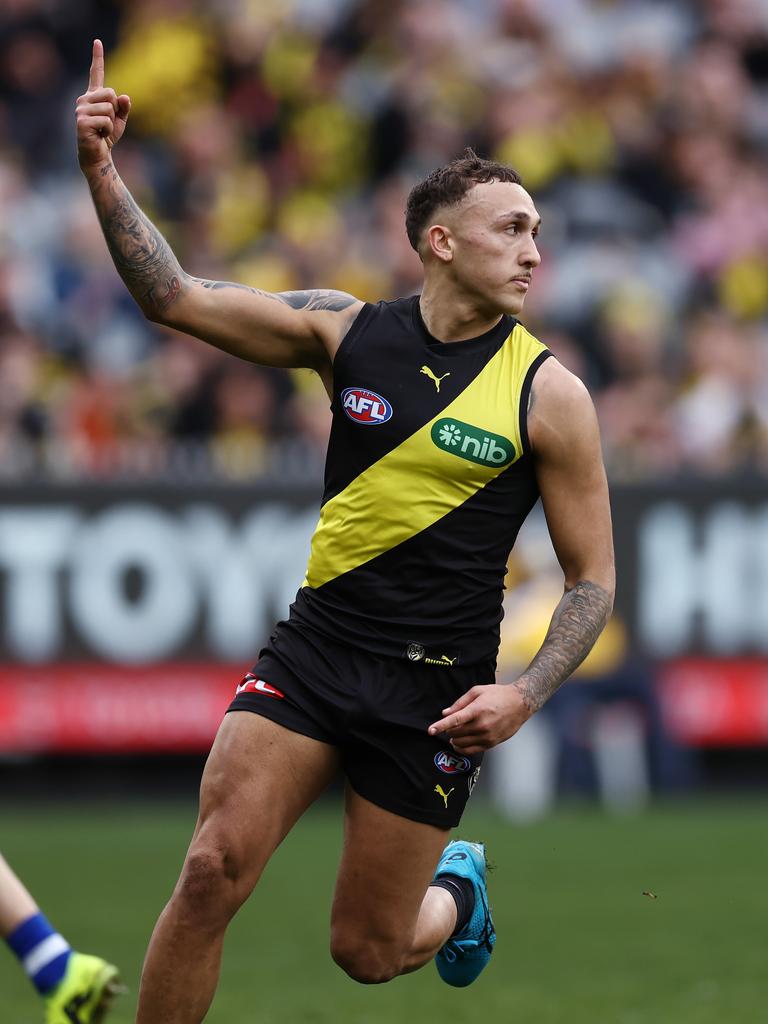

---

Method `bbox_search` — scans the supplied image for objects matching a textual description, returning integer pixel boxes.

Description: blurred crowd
[1,0,767,481]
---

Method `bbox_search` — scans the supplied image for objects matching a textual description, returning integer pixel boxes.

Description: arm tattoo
[90,165,186,318]
[512,580,613,712]
[197,282,358,312]
[88,166,358,326]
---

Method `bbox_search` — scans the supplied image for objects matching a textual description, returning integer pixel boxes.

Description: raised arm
[75,40,362,381]
[429,357,615,754]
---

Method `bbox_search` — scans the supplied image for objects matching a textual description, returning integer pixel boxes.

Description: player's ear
[425,224,454,263]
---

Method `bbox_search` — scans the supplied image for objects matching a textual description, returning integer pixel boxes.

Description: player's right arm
[75,40,362,382]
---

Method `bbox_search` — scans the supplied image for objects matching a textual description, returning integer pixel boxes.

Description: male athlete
[76,41,614,1022]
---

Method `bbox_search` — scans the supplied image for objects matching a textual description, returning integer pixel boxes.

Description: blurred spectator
[0,0,765,481]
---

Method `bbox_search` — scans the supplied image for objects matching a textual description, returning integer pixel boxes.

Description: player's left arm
[428,358,615,754]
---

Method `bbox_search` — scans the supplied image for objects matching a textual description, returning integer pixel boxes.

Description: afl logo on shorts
[235,673,285,700]
[342,387,393,425]
[434,751,472,775]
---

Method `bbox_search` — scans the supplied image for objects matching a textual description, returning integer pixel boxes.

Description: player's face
[443,181,541,315]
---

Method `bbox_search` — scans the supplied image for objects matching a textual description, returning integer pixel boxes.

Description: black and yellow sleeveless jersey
[289,295,552,666]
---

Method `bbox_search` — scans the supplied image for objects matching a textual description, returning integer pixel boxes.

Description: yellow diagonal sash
[304,324,545,589]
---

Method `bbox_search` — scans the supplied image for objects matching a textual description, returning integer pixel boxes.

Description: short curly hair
[405,148,522,252]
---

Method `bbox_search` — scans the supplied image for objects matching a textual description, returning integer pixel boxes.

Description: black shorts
[227,620,495,828]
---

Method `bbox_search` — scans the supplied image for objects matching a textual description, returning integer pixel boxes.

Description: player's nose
[520,236,541,269]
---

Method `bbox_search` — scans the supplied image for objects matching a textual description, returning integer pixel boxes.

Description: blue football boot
[433,840,496,987]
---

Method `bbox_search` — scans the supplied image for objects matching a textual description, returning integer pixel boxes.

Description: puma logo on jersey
[434,785,455,808]
[420,366,451,392]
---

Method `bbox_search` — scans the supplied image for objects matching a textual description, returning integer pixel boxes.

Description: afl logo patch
[434,750,472,774]
[342,387,393,425]
[235,674,285,700]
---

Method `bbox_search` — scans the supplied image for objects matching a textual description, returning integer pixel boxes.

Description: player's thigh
[331,785,448,952]
[184,712,340,897]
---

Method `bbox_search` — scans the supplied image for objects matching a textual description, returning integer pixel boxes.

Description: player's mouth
[510,276,531,291]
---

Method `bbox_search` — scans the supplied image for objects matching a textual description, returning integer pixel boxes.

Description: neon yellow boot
[44,953,123,1024]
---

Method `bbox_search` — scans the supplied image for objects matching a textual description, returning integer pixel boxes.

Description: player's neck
[419,284,503,343]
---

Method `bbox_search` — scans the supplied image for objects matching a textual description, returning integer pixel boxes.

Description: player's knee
[330,934,404,985]
[175,843,250,920]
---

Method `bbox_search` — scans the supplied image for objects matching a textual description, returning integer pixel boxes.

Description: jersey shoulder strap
[507,323,552,456]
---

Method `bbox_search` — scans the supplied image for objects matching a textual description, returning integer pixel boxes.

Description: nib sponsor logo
[235,674,285,699]
[431,419,515,467]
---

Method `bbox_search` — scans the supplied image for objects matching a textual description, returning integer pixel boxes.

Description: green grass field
[2,798,766,1024]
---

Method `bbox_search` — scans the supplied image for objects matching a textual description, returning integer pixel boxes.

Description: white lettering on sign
[638,502,766,656]
[185,505,316,659]
[0,509,78,660]
[0,504,318,665]
[68,505,197,663]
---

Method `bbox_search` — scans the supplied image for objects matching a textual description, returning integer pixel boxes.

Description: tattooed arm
[76,41,362,381]
[89,162,360,373]
[429,358,614,754]
[512,580,613,711]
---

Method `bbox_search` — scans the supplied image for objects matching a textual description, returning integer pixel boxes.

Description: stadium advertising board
[0,481,766,752]
[615,479,768,749]
[0,484,319,753]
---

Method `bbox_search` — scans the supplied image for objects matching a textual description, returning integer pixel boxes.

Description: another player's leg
[0,853,121,1023]
[329,788,492,984]
[136,712,339,1024]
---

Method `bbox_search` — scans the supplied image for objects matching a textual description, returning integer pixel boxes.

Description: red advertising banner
[3,658,768,754]
[658,659,768,747]
[0,664,240,753]
[1,482,768,756]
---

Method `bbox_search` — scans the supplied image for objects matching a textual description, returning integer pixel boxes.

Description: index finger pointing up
[88,39,104,90]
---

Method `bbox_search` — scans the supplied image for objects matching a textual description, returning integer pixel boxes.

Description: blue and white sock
[6,912,72,995]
